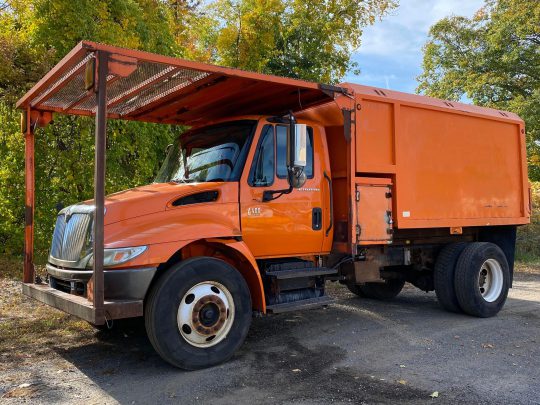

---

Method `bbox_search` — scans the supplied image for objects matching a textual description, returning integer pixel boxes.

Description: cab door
[240,121,330,258]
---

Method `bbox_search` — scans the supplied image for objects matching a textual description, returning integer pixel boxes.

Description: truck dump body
[349,83,529,230]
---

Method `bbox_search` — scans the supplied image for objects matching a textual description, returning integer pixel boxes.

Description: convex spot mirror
[290,170,307,188]
[287,123,307,188]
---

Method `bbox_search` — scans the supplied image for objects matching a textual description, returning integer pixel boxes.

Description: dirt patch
[0,278,95,365]
[515,261,540,275]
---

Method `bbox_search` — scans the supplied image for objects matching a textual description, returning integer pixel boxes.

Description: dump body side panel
[395,106,526,228]
[351,86,529,231]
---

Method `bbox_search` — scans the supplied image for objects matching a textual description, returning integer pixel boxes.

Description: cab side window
[276,125,314,179]
[249,125,275,187]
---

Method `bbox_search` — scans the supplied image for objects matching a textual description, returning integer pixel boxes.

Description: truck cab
[47,116,334,309]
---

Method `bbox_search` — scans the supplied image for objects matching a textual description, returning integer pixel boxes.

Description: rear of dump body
[317,83,530,248]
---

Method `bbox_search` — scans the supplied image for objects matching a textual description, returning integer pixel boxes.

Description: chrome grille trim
[61,213,92,261]
[49,204,95,268]
[50,215,66,259]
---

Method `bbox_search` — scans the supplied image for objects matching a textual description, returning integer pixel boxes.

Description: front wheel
[145,257,252,369]
[454,242,510,318]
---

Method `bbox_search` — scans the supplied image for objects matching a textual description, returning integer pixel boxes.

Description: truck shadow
[50,282,539,404]
[52,312,434,404]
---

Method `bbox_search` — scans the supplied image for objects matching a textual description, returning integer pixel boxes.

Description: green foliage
[206,0,397,83]
[417,0,540,179]
[32,0,177,57]
[516,182,540,262]
[0,0,181,257]
[0,0,396,259]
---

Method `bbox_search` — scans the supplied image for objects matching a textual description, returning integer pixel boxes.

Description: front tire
[454,242,510,318]
[145,257,252,369]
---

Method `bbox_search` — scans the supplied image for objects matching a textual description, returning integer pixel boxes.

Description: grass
[0,256,94,365]
[0,256,22,280]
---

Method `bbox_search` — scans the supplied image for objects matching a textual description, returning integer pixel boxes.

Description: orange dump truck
[17,42,530,369]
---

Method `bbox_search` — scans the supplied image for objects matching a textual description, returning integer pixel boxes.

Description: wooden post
[23,107,35,283]
[93,51,108,314]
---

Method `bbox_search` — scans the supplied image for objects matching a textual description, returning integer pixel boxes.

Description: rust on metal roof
[16,41,339,125]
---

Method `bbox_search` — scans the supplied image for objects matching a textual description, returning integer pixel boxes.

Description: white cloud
[358,0,484,57]
[349,0,486,92]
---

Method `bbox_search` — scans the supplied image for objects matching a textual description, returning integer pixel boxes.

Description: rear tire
[353,279,405,300]
[454,242,510,318]
[434,243,467,313]
[145,257,252,369]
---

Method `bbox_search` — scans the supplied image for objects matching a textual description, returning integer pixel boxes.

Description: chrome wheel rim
[478,258,503,302]
[177,281,235,348]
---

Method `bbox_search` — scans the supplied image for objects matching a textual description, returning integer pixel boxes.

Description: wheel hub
[199,303,219,326]
[192,295,227,334]
[177,282,234,347]
[478,258,503,303]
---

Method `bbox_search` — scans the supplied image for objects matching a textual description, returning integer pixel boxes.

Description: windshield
[154,120,256,183]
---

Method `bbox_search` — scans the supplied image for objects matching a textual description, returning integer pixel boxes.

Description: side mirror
[287,123,307,188]
[288,123,307,169]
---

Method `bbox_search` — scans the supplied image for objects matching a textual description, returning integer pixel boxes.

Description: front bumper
[46,263,157,300]
[22,282,143,325]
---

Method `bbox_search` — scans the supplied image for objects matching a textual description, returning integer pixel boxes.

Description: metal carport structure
[16,41,347,324]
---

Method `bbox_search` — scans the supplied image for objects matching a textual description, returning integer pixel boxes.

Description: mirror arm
[262,186,292,202]
[262,171,294,202]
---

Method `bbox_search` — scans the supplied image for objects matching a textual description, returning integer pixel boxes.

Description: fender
[112,237,266,312]
[203,238,265,313]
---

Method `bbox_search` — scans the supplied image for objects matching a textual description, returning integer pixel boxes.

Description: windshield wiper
[172,178,197,184]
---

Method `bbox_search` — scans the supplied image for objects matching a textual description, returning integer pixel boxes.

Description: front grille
[49,205,94,265]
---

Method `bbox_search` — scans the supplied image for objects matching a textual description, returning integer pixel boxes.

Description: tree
[204,0,397,83]
[417,0,540,179]
[0,0,182,257]
[0,0,397,257]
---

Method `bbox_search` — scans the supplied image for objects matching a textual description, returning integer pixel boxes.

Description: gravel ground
[1,267,539,404]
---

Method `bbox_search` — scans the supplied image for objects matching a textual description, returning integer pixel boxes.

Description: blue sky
[344,0,485,94]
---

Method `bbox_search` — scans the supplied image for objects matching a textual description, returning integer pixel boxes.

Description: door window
[249,125,275,187]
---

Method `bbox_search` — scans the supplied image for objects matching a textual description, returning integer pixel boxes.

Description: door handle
[312,208,322,230]
[324,171,333,236]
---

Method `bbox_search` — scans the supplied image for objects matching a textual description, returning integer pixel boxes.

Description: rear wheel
[454,242,510,318]
[434,243,467,313]
[145,257,252,369]
[349,279,405,300]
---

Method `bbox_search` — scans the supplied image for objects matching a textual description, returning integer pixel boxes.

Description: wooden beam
[23,107,35,284]
[93,51,108,313]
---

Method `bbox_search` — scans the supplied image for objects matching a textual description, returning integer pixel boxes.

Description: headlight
[87,246,147,268]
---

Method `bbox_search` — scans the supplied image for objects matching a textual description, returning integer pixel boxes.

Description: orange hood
[84,182,227,226]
